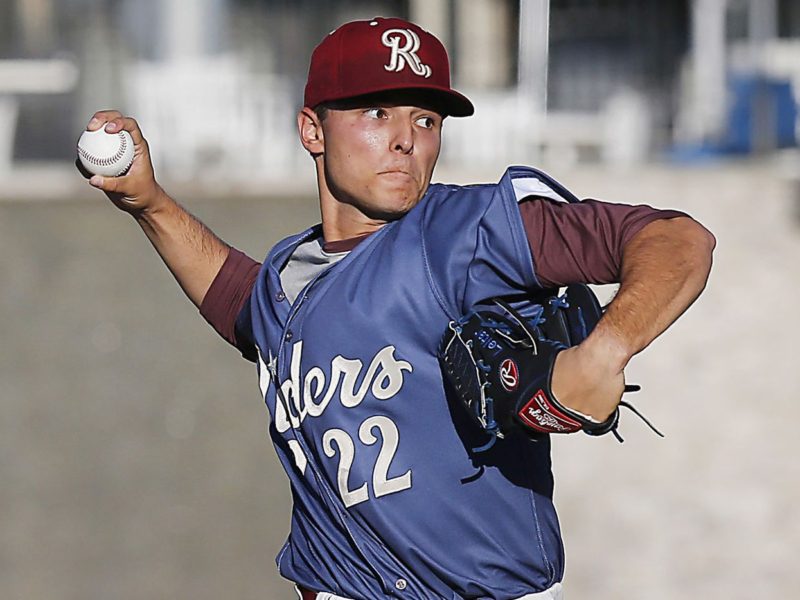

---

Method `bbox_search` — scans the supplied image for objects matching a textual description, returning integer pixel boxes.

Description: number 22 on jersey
[289,415,412,508]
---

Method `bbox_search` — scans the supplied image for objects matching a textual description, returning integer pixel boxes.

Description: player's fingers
[89,174,121,193]
[104,117,145,145]
[87,110,122,131]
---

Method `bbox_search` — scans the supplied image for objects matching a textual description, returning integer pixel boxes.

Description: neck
[319,202,387,242]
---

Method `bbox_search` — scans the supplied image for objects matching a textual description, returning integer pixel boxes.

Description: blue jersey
[243,166,580,599]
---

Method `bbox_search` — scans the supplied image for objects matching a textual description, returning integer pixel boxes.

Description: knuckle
[94,109,118,119]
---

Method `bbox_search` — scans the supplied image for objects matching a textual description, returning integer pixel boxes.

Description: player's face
[316,98,443,221]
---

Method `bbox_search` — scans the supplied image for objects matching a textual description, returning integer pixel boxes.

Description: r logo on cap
[382,29,432,78]
[303,17,473,116]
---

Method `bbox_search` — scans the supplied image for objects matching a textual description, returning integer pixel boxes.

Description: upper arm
[519,197,688,287]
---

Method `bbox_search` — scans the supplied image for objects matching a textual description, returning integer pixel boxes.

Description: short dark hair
[313,104,330,121]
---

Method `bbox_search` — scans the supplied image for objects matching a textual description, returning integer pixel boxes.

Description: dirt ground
[1,160,798,599]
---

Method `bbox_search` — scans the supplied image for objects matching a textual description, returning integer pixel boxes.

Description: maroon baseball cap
[304,17,474,117]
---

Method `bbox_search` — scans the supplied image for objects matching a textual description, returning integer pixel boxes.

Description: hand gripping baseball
[77,111,168,215]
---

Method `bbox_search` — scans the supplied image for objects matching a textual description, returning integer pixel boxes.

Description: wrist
[133,186,174,222]
[581,327,632,372]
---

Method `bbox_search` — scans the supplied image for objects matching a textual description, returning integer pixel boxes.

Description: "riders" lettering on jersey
[259,341,413,433]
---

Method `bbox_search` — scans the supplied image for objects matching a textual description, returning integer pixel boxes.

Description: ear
[297,108,324,155]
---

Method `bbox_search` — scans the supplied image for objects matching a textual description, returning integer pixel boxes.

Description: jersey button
[395,578,407,591]
[275,291,286,302]
[284,330,293,342]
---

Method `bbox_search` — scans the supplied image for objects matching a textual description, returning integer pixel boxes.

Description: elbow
[691,218,716,252]
[684,218,716,261]
[658,216,716,259]
[704,226,717,254]
[627,216,716,278]
[677,218,716,298]
[670,218,716,289]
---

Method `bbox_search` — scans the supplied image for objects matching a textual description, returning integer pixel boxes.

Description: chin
[365,204,413,222]
[364,186,419,215]
[385,192,422,214]
[361,195,419,221]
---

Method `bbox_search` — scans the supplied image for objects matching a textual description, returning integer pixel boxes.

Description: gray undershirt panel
[279,237,348,304]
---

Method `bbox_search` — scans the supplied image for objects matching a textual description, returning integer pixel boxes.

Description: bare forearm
[552,216,715,420]
[135,190,230,307]
[589,216,716,368]
[78,112,230,308]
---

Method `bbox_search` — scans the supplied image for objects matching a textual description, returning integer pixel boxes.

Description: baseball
[77,128,134,177]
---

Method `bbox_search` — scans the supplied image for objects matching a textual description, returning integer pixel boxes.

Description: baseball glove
[438,284,659,448]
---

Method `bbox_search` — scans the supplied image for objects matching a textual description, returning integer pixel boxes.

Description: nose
[390,119,414,154]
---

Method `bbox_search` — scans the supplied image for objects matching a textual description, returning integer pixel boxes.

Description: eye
[415,115,437,129]
[364,108,388,119]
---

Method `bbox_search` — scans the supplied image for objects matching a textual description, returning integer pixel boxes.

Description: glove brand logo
[382,28,432,78]
[499,358,519,391]
[259,341,413,433]
[517,389,581,433]
[526,407,565,431]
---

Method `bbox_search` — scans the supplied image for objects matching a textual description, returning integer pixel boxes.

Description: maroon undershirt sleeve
[199,248,261,351]
[519,197,688,288]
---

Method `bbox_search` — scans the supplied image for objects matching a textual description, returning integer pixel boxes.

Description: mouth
[378,170,413,179]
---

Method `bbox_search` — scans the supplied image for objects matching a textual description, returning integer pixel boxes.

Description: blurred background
[1,0,798,599]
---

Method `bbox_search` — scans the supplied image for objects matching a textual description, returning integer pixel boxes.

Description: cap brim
[403,85,474,117]
[315,84,474,117]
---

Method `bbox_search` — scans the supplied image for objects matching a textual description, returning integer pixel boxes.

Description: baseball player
[81,17,715,600]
